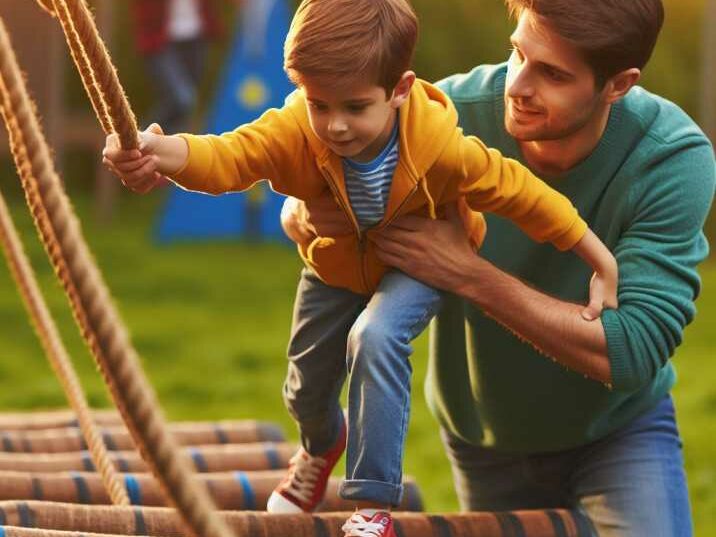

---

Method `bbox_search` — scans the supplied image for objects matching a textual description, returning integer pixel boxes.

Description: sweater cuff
[171,134,213,190]
[601,308,634,391]
[551,217,588,251]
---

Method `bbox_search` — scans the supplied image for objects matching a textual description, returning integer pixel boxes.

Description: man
[131,0,221,134]
[281,0,715,534]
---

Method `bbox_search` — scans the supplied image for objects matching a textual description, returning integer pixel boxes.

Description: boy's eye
[347,104,367,113]
[309,102,328,112]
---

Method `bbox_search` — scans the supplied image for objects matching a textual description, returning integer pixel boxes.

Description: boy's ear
[603,68,640,104]
[390,71,416,108]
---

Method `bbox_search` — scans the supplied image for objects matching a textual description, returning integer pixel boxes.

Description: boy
[103,0,617,534]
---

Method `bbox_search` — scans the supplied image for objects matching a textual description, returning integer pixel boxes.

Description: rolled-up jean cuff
[340,479,403,507]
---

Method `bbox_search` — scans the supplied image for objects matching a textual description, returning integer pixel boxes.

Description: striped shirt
[343,121,399,230]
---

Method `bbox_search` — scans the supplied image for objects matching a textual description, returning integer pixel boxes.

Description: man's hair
[505,0,664,86]
[284,0,418,95]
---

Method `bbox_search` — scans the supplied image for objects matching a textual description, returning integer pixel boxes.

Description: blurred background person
[131,0,223,134]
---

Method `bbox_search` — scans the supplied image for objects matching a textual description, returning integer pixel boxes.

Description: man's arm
[372,206,612,384]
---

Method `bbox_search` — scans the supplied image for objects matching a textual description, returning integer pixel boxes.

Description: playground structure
[0,1,642,536]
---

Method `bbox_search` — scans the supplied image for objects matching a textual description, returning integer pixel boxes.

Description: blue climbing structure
[157,0,293,242]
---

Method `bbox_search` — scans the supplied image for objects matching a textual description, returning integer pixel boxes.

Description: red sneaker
[342,510,395,537]
[266,420,347,513]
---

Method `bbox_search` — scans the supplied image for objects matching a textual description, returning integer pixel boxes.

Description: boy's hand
[102,123,169,194]
[570,228,619,321]
[582,266,619,321]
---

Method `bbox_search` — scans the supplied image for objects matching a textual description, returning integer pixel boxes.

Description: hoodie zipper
[381,183,419,229]
[321,166,371,294]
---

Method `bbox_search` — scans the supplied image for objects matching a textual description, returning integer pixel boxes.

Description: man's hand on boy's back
[102,123,186,194]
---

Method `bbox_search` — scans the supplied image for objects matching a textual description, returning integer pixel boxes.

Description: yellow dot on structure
[237,77,270,109]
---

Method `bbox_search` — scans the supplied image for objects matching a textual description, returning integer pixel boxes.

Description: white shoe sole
[266,491,305,513]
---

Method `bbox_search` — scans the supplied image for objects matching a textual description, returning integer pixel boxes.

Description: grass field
[0,183,712,534]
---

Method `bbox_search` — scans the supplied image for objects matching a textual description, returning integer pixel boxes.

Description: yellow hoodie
[174,79,587,295]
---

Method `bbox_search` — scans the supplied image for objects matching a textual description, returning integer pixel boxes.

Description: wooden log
[0,443,294,473]
[0,471,423,512]
[0,422,284,453]
[0,410,120,431]
[0,502,593,537]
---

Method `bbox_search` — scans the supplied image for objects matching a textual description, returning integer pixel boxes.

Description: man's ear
[390,71,416,108]
[603,68,641,104]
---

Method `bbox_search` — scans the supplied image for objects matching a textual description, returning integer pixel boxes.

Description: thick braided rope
[46,0,137,146]
[0,18,235,537]
[0,189,130,506]
[34,0,56,16]
[35,0,113,135]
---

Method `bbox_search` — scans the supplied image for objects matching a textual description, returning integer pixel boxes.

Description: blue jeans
[283,269,442,506]
[441,396,692,536]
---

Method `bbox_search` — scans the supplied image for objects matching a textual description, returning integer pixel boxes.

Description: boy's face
[504,11,607,142]
[301,76,406,163]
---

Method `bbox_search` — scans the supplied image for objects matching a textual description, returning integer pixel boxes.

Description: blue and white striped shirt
[343,121,399,230]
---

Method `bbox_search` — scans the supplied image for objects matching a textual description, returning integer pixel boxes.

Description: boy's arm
[451,134,617,316]
[453,134,587,250]
[103,106,307,196]
[571,229,619,320]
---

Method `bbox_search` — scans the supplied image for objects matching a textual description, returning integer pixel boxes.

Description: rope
[0,188,130,506]
[41,0,137,146]
[44,0,114,134]
[0,17,234,537]
[34,0,56,16]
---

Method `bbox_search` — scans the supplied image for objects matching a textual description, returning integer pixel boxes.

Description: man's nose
[507,65,536,100]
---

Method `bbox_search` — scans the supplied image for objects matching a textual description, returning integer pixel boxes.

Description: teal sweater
[427,64,715,453]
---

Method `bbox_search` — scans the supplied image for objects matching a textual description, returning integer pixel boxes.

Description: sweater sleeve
[171,105,307,196]
[601,141,715,391]
[455,134,587,251]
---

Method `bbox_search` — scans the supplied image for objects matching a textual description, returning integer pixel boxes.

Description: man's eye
[544,67,566,82]
[510,47,524,63]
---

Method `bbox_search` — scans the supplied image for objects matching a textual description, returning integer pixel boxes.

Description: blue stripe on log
[69,472,91,504]
[124,474,142,505]
[234,471,256,510]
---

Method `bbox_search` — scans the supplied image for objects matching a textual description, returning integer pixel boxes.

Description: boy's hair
[505,0,664,86]
[284,0,418,96]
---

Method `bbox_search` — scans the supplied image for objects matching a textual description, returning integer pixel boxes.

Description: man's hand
[102,123,170,194]
[280,194,353,244]
[373,204,477,294]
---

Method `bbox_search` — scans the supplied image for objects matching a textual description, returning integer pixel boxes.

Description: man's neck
[518,104,611,177]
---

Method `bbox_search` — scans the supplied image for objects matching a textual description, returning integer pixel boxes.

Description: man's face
[504,11,605,142]
[301,77,398,163]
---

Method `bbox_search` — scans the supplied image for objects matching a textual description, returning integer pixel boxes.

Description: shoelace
[341,513,388,537]
[281,449,327,504]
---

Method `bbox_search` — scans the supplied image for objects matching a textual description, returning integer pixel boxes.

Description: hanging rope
[42,0,137,146]
[0,16,234,537]
[34,0,56,16]
[38,0,113,134]
[0,189,130,506]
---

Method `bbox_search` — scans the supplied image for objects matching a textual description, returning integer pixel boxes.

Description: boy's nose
[328,116,348,134]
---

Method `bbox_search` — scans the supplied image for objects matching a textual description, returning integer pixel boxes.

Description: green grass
[0,182,712,533]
